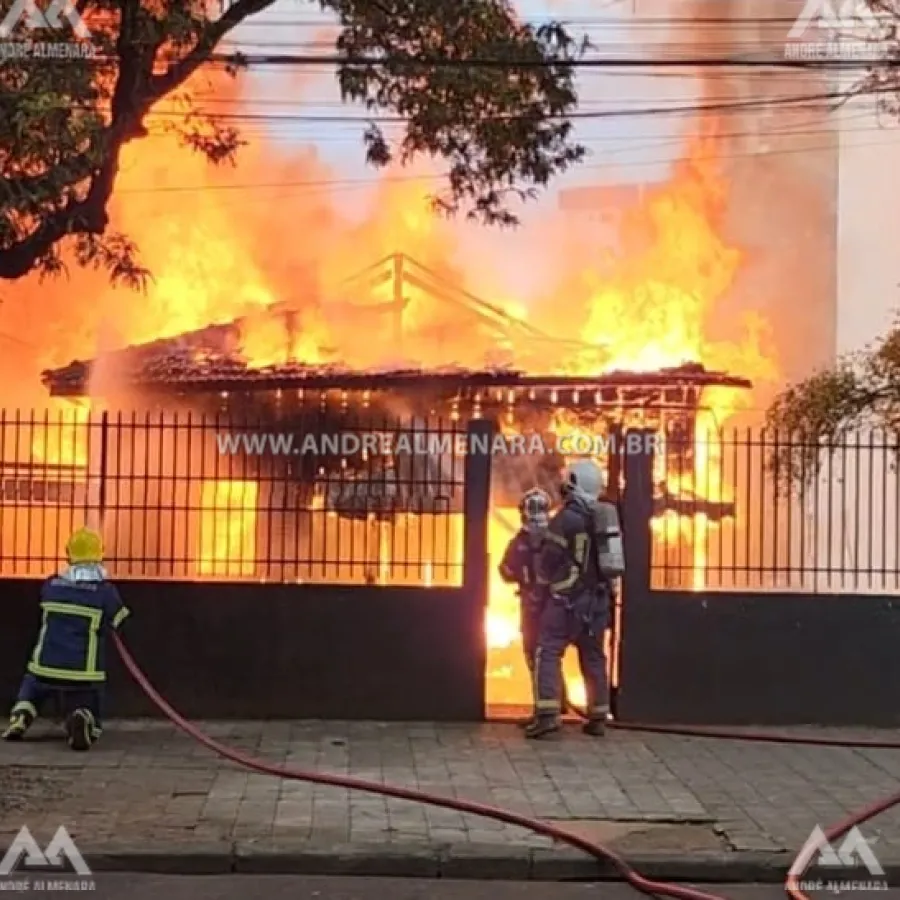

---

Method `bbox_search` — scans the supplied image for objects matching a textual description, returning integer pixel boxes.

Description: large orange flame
[0,68,780,711]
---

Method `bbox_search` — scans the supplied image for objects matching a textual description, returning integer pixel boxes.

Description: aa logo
[789,826,884,876]
[0,825,91,876]
[0,0,91,39]
[788,0,887,40]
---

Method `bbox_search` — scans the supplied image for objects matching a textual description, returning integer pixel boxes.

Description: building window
[0,479,82,505]
[197,480,258,577]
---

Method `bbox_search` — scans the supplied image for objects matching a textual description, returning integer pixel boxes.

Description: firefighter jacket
[535,500,604,602]
[27,564,130,683]
[498,529,547,609]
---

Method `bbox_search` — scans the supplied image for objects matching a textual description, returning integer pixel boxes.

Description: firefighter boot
[65,709,95,752]
[2,704,35,741]
[524,715,561,740]
[582,717,606,737]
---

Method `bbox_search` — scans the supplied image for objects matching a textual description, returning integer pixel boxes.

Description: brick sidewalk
[1,721,899,880]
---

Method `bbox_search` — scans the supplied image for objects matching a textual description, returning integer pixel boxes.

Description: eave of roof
[42,357,752,397]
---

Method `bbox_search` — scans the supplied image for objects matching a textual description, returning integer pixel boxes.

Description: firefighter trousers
[533,594,609,721]
[11,673,104,735]
[520,599,542,670]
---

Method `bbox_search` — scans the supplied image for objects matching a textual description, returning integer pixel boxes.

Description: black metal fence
[651,429,900,593]
[0,410,469,584]
[5,411,899,593]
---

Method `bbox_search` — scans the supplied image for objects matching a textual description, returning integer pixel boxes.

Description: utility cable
[133,84,900,127]
[111,128,891,198]
[208,54,898,69]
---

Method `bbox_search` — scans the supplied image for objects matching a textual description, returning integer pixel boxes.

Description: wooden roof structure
[42,253,752,399]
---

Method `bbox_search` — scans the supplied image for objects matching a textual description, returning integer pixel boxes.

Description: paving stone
[2,719,900,879]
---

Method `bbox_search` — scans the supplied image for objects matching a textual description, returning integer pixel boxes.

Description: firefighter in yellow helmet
[2,528,130,750]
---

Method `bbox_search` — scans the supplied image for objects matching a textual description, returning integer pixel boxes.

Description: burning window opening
[2,477,81,505]
[0,460,89,578]
[197,480,258,579]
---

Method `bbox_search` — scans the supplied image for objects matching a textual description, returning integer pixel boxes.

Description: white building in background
[835,100,900,355]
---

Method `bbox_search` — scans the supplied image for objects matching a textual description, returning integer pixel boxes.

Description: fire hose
[113,632,900,900]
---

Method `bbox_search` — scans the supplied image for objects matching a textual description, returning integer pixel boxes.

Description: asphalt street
[18,876,900,900]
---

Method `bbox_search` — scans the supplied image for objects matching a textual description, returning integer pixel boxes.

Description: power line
[134,109,880,144]
[204,52,897,69]
[52,83,882,134]
[229,16,856,26]
[180,90,884,111]
[139,84,899,127]
[67,43,897,69]
[109,131,895,204]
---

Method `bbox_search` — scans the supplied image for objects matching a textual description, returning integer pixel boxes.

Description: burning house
[6,2,897,727]
[35,253,752,712]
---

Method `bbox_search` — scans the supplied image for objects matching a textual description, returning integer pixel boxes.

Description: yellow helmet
[66,527,104,564]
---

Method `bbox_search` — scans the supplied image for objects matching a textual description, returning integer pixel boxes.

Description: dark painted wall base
[617,590,900,726]
[6,578,899,726]
[0,580,486,721]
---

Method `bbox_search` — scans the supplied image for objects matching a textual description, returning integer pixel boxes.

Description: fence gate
[605,425,639,719]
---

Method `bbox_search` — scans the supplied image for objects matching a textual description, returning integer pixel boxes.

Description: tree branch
[1,0,590,281]
[0,153,96,208]
[0,0,176,279]
[147,0,279,102]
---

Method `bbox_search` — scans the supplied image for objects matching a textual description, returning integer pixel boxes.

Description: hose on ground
[113,633,900,900]
[607,721,900,749]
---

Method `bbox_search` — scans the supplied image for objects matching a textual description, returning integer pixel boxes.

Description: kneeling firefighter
[526,460,625,740]
[2,528,131,751]
[497,488,552,725]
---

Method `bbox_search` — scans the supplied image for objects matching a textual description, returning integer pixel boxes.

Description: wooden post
[392,254,405,353]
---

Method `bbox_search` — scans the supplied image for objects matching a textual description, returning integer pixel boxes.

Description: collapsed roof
[41,253,752,398]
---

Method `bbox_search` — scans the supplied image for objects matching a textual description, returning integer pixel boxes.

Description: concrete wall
[617,588,900,726]
[622,433,900,727]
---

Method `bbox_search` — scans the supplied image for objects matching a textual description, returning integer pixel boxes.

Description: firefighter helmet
[66,527,104,564]
[519,487,551,531]
[562,459,605,500]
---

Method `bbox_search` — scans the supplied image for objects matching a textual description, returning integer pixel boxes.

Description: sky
[213,0,705,297]
[225,0,702,212]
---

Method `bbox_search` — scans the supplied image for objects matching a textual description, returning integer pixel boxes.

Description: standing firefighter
[526,460,625,740]
[498,488,552,724]
[2,528,130,751]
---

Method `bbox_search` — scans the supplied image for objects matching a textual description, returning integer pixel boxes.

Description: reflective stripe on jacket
[28,574,129,682]
[535,502,602,600]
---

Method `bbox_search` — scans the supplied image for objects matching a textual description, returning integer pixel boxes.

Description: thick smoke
[0,0,803,413]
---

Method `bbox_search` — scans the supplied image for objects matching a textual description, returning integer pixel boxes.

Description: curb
[76,842,897,882]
